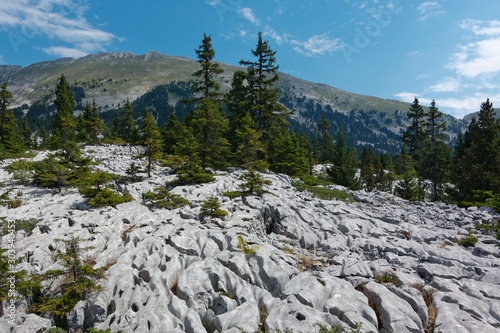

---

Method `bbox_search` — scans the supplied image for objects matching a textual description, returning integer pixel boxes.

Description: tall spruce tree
[52,74,76,152]
[240,32,291,143]
[81,99,104,145]
[455,99,500,198]
[0,82,21,154]
[360,147,375,191]
[119,99,139,143]
[227,70,251,149]
[140,108,162,177]
[316,113,335,162]
[267,130,309,176]
[189,98,230,169]
[190,33,224,103]
[161,113,184,155]
[327,124,361,190]
[235,112,266,170]
[401,98,427,171]
[422,100,450,201]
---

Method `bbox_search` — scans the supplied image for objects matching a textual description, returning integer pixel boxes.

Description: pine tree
[0,82,22,154]
[455,99,500,198]
[267,130,309,176]
[190,33,224,103]
[20,116,32,149]
[240,32,292,143]
[52,74,76,152]
[421,100,450,201]
[189,98,230,169]
[227,70,251,148]
[327,125,361,190]
[401,98,427,171]
[161,113,184,155]
[235,112,267,170]
[118,99,138,143]
[139,108,162,177]
[316,113,334,162]
[360,147,375,191]
[394,145,419,201]
[81,99,104,145]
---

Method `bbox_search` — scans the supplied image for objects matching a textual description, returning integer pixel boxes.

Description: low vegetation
[142,187,190,210]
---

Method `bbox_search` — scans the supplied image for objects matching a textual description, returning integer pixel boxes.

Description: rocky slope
[0,145,499,333]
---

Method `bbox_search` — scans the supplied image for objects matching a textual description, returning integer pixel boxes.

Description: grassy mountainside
[1,51,469,154]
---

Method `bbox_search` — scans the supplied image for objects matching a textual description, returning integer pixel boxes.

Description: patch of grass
[0,217,41,236]
[457,231,479,247]
[219,291,235,299]
[292,181,352,201]
[223,190,243,199]
[282,247,295,254]
[374,271,400,287]
[296,254,319,272]
[237,235,260,255]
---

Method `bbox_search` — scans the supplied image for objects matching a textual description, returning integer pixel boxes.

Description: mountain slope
[0,51,468,154]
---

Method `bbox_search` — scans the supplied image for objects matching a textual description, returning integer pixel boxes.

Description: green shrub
[239,170,272,196]
[173,162,214,185]
[374,272,400,287]
[4,159,36,184]
[86,328,123,333]
[486,192,500,213]
[201,196,228,217]
[457,231,479,247]
[0,189,22,208]
[88,188,132,207]
[142,187,190,210]
[292,181,352,201]
[223,191,243,199]
[125,162,143,182]
[0,217,41,236]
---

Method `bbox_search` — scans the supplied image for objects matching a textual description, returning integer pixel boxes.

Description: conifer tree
[139,108,162,177]
[227,70,251,148]
[316,113,334,162]
[161,113,184,155]
[421,100,450,201]
[240,32,292,143]
[267,130,309,176]
[82,99,104,145]
[189,98,230,169]
[327,125,361,190]
[455,99,500,198]
[360,147,375,191]
[401,98,427,171]
[394,145,419,201]
[0,82,22,154]
[52,74,76,152]
[190,33,224,103]
[20,116,32,149]
[119,99,139,143]
[235,112,266,170]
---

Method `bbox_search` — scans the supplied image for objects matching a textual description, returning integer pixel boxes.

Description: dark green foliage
[142,187,190,209]
[189,98,230,169]
[0,217,41,236]
[4,159,36,184]
[174,162,214,185]
[117,100,139,143]
[33,158,71,193]
[20,116,32,149]
[76,171,114,199]
[239,32,292,144]
[161,113,184,155]
[454,99,500,201]
[267,130,309,177]
[88,188,132,207]
[238,170,272,196]
[51,74,76,155]
[374,272,400,287]
[86,328,123,333]
[201,196,228,217]
[394,172,419,201]
[327,125,361,190]
[457,230,479,247]
[401,97,427,170]
[31,236,106,329]
[0,82,22,154]
[125,162,143,182]
[189,33,224,103]
[315,113,335,162]
[139,108,162,177]
[80,100,105,145]
[292,180,353,201]
[235,112,267,170]
[486,192,500,213]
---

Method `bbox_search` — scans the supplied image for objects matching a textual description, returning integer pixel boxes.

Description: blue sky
[1,0,500,118]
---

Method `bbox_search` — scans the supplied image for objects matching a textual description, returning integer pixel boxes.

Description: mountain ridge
[0,51,469,154]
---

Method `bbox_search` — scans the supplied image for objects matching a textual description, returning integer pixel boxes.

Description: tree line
[0,32,499,208]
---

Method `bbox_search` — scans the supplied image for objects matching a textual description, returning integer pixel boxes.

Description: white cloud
[417,1,445,22]
[461,19,500,36]
[237,7,260,26]
[416,74,430,80]
[263,26,291,45]
[447,38,500,78]
[428,77,461,93]
[42,46,88,58]
[0,0,116,58]
[290,33,344,57]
